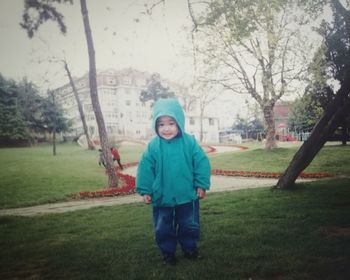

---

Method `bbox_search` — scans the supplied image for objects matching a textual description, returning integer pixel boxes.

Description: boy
[136,98,211,265]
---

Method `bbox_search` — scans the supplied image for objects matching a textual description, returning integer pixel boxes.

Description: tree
[186,0,313,149]
[20,0,72,38]
[63,59,95,150]
[20,0,118,187]
[0,74,71,147]
[79,0,118,187]
[232,112,265,140]
[288,94,323,132]
[0,75,29,144]
[47,90,72,155]
[276,0,350,189]
[140,73,175,103]
[193,84,218,142]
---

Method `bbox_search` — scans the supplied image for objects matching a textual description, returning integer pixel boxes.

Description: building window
[123,77,132,85]
[190,117,195,125]
[108,77,116,84]
[209,118,215,126]
[126,100,131,106]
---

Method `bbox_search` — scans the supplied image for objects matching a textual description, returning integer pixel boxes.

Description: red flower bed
[201,145,216,153]
[71,162,139,199]
[71,160,334,200]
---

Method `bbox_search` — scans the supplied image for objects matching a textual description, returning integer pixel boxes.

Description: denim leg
[176,200,200,252]
[152,206,177,255]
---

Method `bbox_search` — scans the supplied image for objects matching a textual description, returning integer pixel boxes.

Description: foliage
[305,1,350,105]
[288,94,323,132]
[289,1,350,133]
[140,73,175,103]
[20,0,73,38]
[0,75,29,141]
[42,92,72,134]
[324,2,350,83]
[232,114,264,139]
[0,74,71,143]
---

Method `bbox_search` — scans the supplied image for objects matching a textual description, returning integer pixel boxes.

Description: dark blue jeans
[152,200,200,256]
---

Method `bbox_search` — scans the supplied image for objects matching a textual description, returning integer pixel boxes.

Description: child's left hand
[197,188,206,199]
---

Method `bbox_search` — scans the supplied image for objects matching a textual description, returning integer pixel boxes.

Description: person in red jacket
[110,147,123,170]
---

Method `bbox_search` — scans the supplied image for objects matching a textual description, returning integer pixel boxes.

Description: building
[54,68,219,143]
[186,115,219,142]
[273,101,297,141]
[273,102,291,130]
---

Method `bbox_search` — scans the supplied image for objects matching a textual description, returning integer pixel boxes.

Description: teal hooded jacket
[136,98,211,207]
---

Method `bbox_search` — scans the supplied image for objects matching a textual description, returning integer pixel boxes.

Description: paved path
[0,174,288,217]
[0,145,315,217]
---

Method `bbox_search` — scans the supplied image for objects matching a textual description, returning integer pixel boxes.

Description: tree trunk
[80,0,118,187]
[63,60,95,150]
[50,91,57,156]
[276,82,350,189]
[53,130,56,156]
[263,104,277,149]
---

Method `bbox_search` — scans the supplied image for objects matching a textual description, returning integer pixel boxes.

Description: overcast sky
[0,0,198,87]
[0,0,250,127]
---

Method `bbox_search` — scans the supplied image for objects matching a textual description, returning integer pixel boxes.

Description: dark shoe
[183,249,198,260]
[163,254,177,265]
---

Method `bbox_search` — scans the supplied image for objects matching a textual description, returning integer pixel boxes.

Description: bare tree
[21,0,118,187]
[193,84,218,142]
[184,0,313,149]
[63,59,95,150]
[80,0,118,187]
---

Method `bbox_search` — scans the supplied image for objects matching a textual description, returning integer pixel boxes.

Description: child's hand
[143,194,152,204]
[197,188,206,199]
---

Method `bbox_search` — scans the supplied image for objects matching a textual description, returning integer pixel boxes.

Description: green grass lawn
[210,143,350,175]
[0,142,349,279]
[0,141,349,208]
[0,142,145,209]
[0,179,349,279]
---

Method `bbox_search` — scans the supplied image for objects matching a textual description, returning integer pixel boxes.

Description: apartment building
[54,68,219,143]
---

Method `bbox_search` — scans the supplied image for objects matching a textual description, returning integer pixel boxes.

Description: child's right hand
[143,194,152,204]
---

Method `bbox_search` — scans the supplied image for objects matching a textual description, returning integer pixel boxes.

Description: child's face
[156,116,179,140]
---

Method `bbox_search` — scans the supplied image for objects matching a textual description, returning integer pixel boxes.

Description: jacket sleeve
[136,145,156,196]
[192,141,211,190]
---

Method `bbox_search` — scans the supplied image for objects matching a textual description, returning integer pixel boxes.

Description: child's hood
[152,98,185,134]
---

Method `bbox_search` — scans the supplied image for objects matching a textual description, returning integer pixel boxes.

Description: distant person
[136,98,211,265]
[110,147,123,170]
[98,149,106,168]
